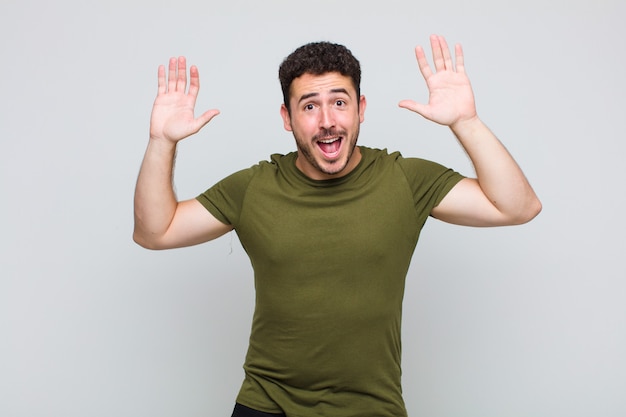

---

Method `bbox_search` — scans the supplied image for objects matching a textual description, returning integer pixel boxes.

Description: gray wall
[1,1,624,416]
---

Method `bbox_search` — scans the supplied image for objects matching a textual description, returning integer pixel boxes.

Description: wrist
[147,135,178,156]
[450,114,482,137]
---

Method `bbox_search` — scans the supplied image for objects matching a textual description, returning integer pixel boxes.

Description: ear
[280,104,293,132]
[359,95,367,123]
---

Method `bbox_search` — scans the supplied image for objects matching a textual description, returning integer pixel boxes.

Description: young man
[133,35,541,417]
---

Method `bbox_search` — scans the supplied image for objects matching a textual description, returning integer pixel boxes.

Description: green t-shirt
[197,146,464,417]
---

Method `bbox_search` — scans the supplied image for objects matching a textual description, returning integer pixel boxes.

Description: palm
[399,35,477,127]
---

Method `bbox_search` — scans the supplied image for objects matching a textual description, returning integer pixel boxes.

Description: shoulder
[214,152,296,185]
[358,146,402,172]
[358,146,448,175]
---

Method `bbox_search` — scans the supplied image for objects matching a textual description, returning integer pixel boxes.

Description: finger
[157,64,166,95]
[430,34,445,72]
[176,56,187,93]
[455,43,465,73]
[167,57,177,93]
[188,65,201,98]
[414,45,433,80]
[438,35,453,71]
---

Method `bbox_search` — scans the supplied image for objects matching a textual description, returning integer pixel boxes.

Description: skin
[133,35,541,250]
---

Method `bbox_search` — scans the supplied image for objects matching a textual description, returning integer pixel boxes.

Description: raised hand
[150,56,220,143]
[399,35,477,128]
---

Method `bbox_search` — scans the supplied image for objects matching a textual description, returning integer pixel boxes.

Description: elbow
[513,197,542,225]
[133,229,165,250]
[132,230,152,249]
[531,197,543,219]
[133,215,171,250]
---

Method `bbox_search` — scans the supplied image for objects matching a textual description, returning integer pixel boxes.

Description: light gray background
[1,1,624,416]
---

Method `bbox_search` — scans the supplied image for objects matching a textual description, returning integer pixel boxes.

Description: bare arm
[399,35,541,226]
[133,57,232,249]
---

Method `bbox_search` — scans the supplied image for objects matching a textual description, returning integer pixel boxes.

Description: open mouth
[317,137,343,158]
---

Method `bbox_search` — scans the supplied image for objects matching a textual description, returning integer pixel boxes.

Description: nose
[319,106,335,129]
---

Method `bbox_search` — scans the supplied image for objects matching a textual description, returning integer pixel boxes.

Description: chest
[236,173,420,274]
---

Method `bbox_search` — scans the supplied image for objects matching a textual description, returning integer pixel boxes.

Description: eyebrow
[297,88,351,104]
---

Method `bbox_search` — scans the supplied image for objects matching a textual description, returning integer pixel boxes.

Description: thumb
[398,100,428,117]
[193,109,220,131]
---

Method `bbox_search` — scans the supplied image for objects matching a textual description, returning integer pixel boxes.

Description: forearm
[133,138,179,246]
[450,117,542,223]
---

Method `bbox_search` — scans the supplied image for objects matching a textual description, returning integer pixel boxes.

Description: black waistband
[231,403,286,417]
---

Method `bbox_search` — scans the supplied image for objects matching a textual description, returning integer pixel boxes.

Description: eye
[304,103,315,111]
[335,100,346,107]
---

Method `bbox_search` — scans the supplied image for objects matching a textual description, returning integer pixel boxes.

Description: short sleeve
[396,155,465,216]
[196,167,256,227]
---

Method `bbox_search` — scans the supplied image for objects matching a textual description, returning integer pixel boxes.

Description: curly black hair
[278,42,361,112]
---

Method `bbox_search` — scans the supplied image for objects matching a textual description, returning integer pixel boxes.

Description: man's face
[280,72,366,180]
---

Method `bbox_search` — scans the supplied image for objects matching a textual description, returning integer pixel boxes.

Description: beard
[293,125,360,177]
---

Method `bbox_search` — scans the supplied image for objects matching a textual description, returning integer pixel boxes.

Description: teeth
[319,138,339,144]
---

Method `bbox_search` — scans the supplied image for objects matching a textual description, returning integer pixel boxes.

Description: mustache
[313,128,346,142]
